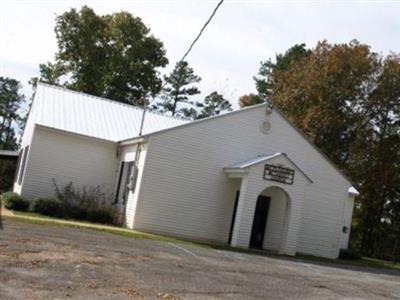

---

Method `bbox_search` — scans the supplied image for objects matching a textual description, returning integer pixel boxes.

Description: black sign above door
[263,164,295,185]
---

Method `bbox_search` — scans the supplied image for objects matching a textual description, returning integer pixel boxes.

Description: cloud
[1,0,400,107]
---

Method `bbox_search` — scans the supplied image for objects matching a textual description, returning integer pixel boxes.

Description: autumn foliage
[248,40,400,260]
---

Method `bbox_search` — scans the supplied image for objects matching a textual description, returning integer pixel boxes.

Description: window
[17,146,29,185]
[114,161,135,205]
[123,162,134,205]
[114,162,125,204]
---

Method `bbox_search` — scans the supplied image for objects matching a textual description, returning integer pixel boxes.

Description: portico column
[279,193,302,256]
[230,175,249,247]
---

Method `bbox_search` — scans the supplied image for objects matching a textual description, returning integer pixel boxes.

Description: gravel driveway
[0,219,399,299]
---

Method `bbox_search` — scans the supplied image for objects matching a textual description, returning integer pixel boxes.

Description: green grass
[296,253,400,271]
[3,210,400,272]
[4,211,209,248]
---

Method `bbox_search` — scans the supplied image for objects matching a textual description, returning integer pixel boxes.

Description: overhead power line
[179,0,225,63]
[139,0,225,136]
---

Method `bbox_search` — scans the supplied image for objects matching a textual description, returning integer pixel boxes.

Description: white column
[279,194,302,256]
[230,175,249,247]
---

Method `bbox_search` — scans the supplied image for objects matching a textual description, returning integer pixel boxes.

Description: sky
[1,0,400,112]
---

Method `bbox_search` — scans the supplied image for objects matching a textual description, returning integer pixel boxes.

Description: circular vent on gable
[259,120,271,134]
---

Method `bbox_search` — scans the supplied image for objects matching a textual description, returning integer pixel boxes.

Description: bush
[52,180,116,224]
[31,197,65,217]
[1,192,30,211]
[86,207,115,224]
[339,248,361,260]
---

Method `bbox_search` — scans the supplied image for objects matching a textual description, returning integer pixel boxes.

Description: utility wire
[179,0,225,63]
[139,0,225,136]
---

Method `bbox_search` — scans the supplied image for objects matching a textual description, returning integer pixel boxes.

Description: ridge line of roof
[271,106,355,187]
[36,82,188,122]
[118,102,269,143]
[119,101,354,187]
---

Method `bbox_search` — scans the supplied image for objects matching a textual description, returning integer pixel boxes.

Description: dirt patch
[1,219,399,300]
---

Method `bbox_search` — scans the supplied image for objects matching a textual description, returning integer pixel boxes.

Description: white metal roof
[31,83,188,142]
[226,153,283,169]
[224,153,313,183]
[348,186,360,196]
[224,153,360,194]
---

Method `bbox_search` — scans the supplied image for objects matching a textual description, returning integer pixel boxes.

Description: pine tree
[154,61,201,116]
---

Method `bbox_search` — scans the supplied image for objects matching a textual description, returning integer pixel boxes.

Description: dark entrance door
[250,196,271,249]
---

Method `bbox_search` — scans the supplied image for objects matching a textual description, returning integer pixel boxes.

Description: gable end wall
[134,106,350,258]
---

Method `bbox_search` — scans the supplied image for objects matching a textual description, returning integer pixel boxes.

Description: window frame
[114,161,126,204]
[17,146,29,185]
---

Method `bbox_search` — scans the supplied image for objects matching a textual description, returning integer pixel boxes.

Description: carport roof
[0,150,19,157]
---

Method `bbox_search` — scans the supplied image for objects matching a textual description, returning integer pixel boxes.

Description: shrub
[86,207,115,224]
[339,248,361,260]
[31,197,65,217]
[52,180,116,224]
[1,192,30,211]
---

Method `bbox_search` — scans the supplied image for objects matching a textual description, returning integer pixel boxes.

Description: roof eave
[118,136,148,146]
[223,168,249,178]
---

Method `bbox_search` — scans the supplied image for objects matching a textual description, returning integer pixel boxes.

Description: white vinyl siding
[340,195,355,249]
[262,187,289,251]
[231,155,310,255]
[133,105,350,258]
[20,126,119,201]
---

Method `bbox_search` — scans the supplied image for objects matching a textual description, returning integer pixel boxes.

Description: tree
[238,93,263,108]
[349,54,400,257]
[253,40,400,259]
[38,6,168,106]
[238,44,310,108]
[0,77,25,151]
[267,41,377,168]
[196,91,232,119]
[155,61,201,116]
[0,77,24,193]
[255,43,311,100]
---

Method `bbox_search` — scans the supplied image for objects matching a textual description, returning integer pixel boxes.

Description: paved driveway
[0,219,399,299]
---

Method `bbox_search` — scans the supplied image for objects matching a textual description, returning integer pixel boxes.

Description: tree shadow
[207,244,400,277]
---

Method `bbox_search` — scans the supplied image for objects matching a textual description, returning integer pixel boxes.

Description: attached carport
[0,150,19,160]
[0,150,19,192]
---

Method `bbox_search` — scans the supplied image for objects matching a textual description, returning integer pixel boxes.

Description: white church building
[14,83,358,258]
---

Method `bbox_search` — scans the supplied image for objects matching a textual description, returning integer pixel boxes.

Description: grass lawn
[2,208,399,273]
[3,209,206,247]
[296,253,400,272]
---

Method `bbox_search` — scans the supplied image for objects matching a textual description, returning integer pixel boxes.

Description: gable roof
[31,83,188,142]
[31,84,355,190]
[224,153,313,183]
[348,186,360,196]
[122,102,355,188]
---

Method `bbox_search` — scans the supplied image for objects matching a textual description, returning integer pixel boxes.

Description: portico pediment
[223,152,313,184]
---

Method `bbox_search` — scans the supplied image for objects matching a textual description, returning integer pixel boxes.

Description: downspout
[134,102,147,178]
[126,101,147,228]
